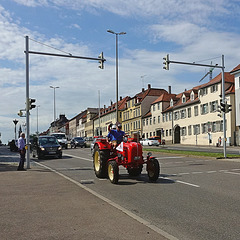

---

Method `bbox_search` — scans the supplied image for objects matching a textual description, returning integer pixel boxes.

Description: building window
[194,106,198,116]
[158,103,160,110]
[201,103,209,114]
[169,129,172,136]
[212,122,217,132]
[143,119,145,126]
[182,96,186,103]
[211,84,218,93]
[181,109,186,119]
[146,119,148,125]
[187,108,191,118]
[201,123,208,133]
[169,112,172,121]
[190,92,194,101]
[163,114,165,122]
[153,105,155,111]
[170,99,173,107]
[158,116,160,123]
[188,125,192,135]
[174,111,179,120]
[166,130,168,136]
[166,113,168,122]
[193,124,200,135]
[181,127,187,136]
[153,117,156,124]
[150,118,152,125]
[210,100,218,112]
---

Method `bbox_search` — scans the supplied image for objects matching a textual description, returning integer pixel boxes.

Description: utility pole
[24,35,106,168]
[163,54,227,158]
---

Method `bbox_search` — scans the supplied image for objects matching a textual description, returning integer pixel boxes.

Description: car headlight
[58,146,62,150]
[40,147,45,151]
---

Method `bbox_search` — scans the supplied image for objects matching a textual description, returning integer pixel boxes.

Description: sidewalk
[0,151,168,240]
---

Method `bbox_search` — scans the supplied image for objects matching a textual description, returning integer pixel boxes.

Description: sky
[0,0,240,144]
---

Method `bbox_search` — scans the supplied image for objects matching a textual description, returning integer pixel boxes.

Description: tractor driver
[108,123,125,148]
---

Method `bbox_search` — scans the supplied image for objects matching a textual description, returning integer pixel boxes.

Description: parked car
[32,136,62,159]
[140,138,160,146]
[50,133,68,149]
[70,137,86,148]
[9,139,18,152]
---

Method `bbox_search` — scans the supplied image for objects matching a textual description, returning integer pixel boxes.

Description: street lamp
[50,86,59,129]
[36,105,40,136]
[13,119,18,140]
[107,29,126,123]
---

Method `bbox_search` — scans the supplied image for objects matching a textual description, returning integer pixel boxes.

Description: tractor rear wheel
[127,165,143,176]
[93,146,109,178]
[147,158,160,182]
[108,161,119,184]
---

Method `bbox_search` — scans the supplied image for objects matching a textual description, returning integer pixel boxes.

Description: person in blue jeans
[17,133,26,171]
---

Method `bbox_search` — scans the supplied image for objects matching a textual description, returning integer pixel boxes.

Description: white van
[51,133,68,149]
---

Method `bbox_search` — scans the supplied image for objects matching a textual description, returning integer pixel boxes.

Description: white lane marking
[34,161,178,240]
[157,156,183,159]
[160,177,200,188]
[64,154,92,162]
[176,180,200,188]
[207,171,217,173]
[192,172,203,174]
[224,172,240,176]
[178,173,190,175]
[231,169,240,171]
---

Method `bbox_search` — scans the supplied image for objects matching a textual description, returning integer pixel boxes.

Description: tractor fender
[94,140,111,151]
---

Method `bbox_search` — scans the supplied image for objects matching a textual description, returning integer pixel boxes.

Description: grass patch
[143,148,240,159]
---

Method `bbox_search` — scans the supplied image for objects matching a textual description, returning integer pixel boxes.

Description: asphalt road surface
[28,146,240,240]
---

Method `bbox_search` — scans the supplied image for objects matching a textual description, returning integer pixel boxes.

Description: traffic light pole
[24,35,106,168]
[164,54,227,158]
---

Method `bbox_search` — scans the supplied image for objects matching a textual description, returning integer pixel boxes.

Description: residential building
[93,96,130,137]
[122,84,168,137]
[143,71,236,146]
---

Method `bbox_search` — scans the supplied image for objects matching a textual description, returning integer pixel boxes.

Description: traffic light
[18,110,23,117]
[29,98,36,110]
[163,54,169,70]
[220,101,226,113]
[225,103,232,113]
[98,52,104,69]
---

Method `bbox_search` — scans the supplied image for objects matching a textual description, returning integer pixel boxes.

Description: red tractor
[92,137,160,184]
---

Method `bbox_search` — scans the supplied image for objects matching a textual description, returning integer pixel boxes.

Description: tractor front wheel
[147,158,160,182]
[93,146,109,178]
[108,161,119,184]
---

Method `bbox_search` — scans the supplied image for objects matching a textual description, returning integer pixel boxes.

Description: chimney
[142,88,144,92]
[148,84,151,89]
[168,86,171,94]
[110,100,113,105]
[120,96,122,101]
[104,105,106,109]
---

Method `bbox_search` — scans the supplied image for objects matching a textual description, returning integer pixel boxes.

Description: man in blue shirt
[17,133,26,171]
[108,123,125,148]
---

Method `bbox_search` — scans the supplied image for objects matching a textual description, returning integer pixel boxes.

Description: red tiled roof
[230,64,240,74]
[152,93,177,104]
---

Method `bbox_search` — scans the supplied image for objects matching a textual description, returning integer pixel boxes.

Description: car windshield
[75,137,83,140]
[39,137,59,145]
[52,134,65,139]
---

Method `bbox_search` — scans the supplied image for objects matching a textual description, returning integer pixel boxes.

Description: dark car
[32,136,62,159]
[70,137,86,148]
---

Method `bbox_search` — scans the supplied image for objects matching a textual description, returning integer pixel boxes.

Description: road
[28,147,240,240]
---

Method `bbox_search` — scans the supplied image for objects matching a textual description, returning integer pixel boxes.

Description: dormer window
[182,95,186,103]
[170,99,173,107]
[190,92,194,101]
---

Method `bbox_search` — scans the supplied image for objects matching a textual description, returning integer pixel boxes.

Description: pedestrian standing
[17,133,26,171]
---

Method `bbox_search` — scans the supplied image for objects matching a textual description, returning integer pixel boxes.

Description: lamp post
[36,105,40,136]
[13,119,18,140]
[50,86,59,129]
[107,29,126,123]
